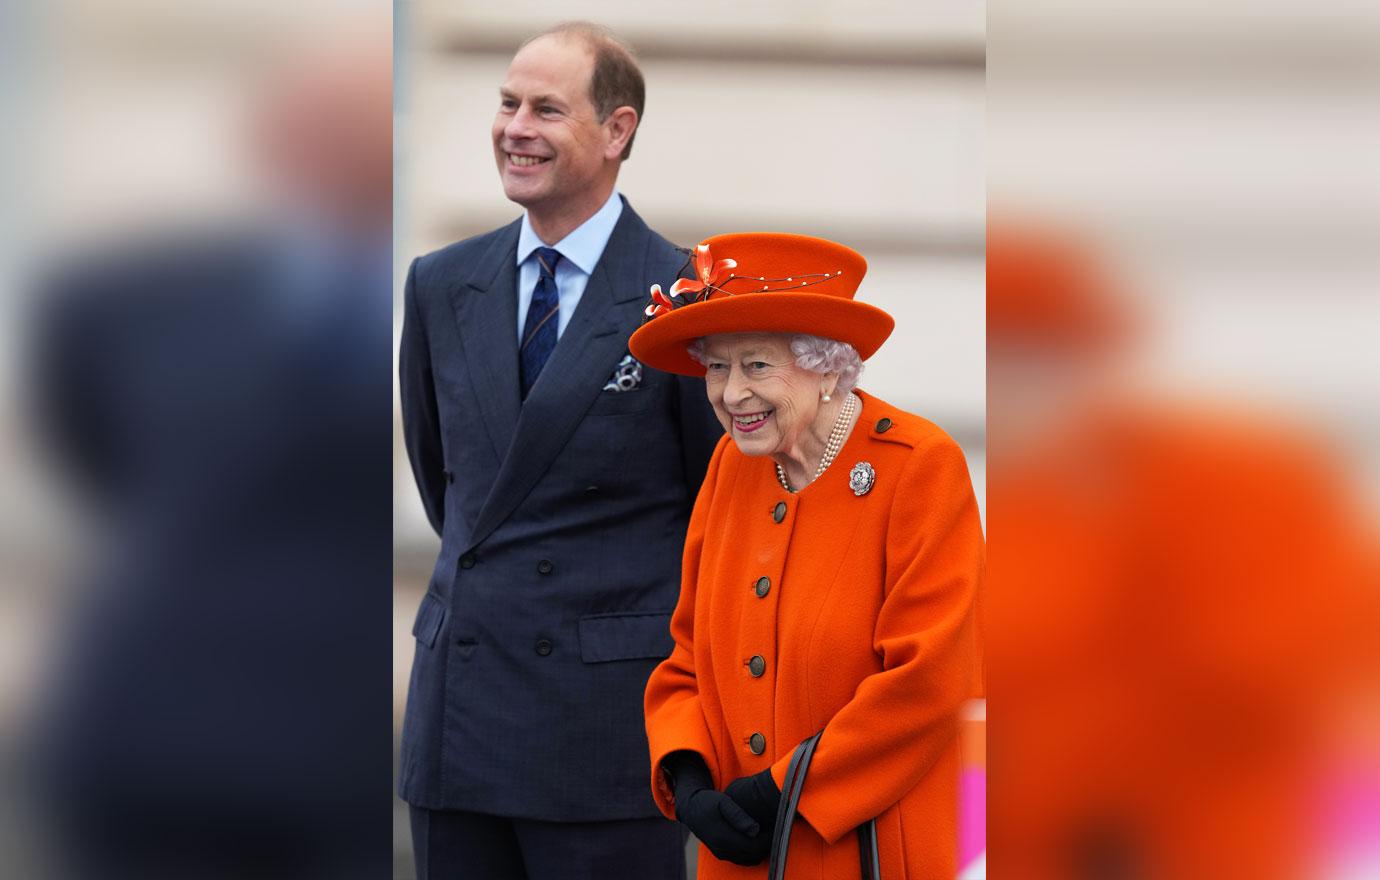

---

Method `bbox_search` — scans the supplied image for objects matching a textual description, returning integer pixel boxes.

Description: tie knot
[535,247,562,279]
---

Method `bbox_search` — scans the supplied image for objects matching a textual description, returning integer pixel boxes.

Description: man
[398,22,722,879]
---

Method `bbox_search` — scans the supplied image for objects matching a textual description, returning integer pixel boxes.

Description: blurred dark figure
[986,222,1380,879]
[25,36,393,880]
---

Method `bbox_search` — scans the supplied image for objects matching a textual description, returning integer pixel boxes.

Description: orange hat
[987,221,1134,353]
[629,232,894,377]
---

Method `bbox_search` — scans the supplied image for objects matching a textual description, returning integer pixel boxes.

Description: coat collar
[515,188,624,276]
[448,218,524,464]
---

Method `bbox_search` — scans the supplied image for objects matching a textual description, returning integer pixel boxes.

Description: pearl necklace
[776,392,857,493]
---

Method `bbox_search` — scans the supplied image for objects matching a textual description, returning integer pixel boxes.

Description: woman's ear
[821,375,840,402]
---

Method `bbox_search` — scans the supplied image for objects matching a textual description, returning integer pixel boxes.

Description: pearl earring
[822,393,832,403]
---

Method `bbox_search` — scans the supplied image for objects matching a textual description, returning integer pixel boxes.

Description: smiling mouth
[508,154,550,167]
[732,411,772,433]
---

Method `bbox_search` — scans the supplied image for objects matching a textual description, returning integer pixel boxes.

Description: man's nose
[504,105,536,141]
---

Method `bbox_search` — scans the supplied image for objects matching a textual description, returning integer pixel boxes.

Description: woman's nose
[723,369,751,405]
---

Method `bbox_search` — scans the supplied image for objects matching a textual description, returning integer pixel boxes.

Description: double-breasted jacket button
[535,638,553,656]
[748,733,767,755]
[584,485,600,497]
[772,502,787,523]
[748,655,766,677]
[754,576,771,598]
[537,559,554,575]
[875,417,894,433]
[459,553,476,569]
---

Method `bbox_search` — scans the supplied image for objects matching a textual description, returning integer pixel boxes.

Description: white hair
[686,333,864,393]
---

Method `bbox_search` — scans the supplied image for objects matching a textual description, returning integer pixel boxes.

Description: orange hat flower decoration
[671,243,738,300]
[644,244,738,319]
[644,284,675,318]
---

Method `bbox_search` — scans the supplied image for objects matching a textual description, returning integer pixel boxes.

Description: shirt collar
[516,189,624,275]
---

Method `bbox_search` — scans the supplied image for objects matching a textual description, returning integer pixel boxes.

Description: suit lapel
[469,202,651,547]
[448,220,522,464]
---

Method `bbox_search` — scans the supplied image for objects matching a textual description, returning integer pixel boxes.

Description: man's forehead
[504,34,594,89]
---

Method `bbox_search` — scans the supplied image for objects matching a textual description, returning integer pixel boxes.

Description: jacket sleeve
[674,373,724,497]
[773,431,985,844]
[398,257,447,536]
[644,435,730,819]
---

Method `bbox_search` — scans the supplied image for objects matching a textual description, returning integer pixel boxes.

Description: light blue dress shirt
[515,189,624,342]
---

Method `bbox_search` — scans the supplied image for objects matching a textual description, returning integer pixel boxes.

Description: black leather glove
[662,751,767,866]
[724,768,782,845]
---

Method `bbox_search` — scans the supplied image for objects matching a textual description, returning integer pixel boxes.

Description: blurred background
[392,1,987,876]
[7,0,1377,878]
[6,1,393,877]
[988,2,1380,878]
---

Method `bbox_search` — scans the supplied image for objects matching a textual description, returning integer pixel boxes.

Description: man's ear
[603,106,639,160]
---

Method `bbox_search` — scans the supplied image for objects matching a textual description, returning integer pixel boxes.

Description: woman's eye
[750,362,770,371]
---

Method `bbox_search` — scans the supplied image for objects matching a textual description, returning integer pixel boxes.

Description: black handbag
[767,732,880,880]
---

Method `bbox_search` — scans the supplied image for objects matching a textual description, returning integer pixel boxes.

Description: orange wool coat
[644,390,985,880]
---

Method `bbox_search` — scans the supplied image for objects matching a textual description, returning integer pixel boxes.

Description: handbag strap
[767,732,819,880]
[767,732,879,880]
[857,816,881,879]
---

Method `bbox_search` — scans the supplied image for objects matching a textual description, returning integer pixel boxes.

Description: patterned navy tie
[520,247,562,398]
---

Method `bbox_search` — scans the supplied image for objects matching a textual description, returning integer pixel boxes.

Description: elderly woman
[629,233,983,880]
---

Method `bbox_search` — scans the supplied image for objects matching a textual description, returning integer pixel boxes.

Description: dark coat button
[442,469,455,483]
[748,733,766,755]
[537,559,554,575]
[459,553,476,569]
[772,502,787,523]
[584,485,600,496]
[754,576,771,598]
[748,655,766,677]
[535,639,553,656]
[875,417,893,433]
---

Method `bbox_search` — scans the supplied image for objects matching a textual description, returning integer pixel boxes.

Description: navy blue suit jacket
[397,199,722,820]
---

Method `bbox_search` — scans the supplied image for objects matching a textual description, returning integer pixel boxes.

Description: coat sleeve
[773,431,985,844]
[674,373,724,496]
[644,435,730,819]
[398,257,447,536]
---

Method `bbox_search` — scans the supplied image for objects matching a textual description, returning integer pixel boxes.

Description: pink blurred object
[960,709,986,871]
[960,767,986,870]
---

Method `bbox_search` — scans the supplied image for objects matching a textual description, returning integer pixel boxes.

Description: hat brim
[629,293,895,377]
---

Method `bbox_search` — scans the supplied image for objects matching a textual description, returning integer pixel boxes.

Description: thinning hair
[522,21,645,160]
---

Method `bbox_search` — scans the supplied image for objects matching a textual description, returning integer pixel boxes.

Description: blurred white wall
[989,0,1380,503]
